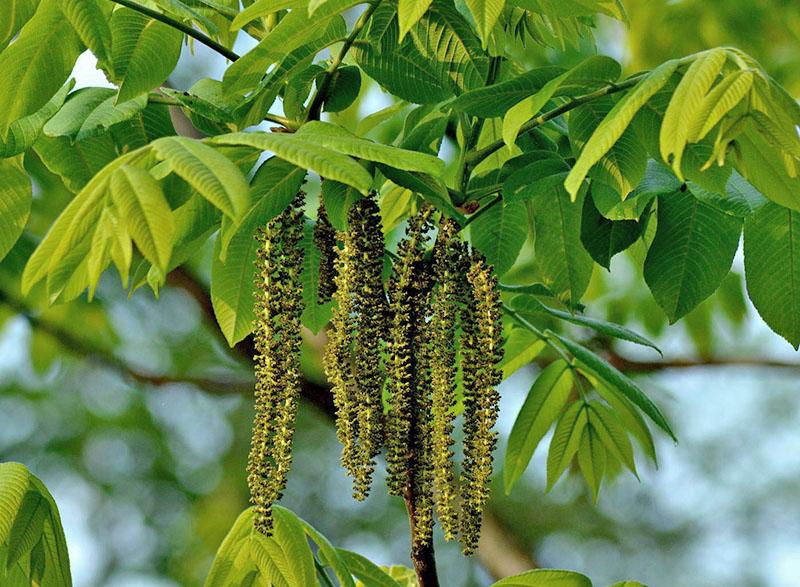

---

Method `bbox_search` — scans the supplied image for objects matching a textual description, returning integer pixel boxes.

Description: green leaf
[743,201,800,348]
[587,402,637,477]
[43,87,148,142]
[499,327,546,380]
[0,2,83,136]
[299,521,355,587]
[0,0,40,47]
[109,7,183,103]
[510,296,661,353]
[565,60,680,200]
[230,0,305,32]
[529,180,593,305]
[151,137,250,221]
[397,0,433,40]
[464,0,506,46]
[296,122,445,177]
[110,165,174,273]
[205,507,318,587]
[736,125,800,212]
[607,582,647,587]
[504,56,622,147]
[320,65,362,113]
[546,401,588,491]
[550,332,676,441]
[594,382,657,464]
[570,96,647,198]
[59,0,113,68]
[0,157,32,263]
[470,200,527,276]
[377,165,465,224]
[505,360,574,493]
[0,80,75,157]
[449,66,565,118]
[577,423,606,502]
[212,159,306,346]
[336,549,405,587]
[354,2,489,104]
[491,569,593,587]
[321,181,362,231]
[225,0,358,96]
[659,49,727,178]
[644,189,742,321]
[0,463,30,544]
[580,187,645,269]
[6,491,48,570]
[212,132,373,195]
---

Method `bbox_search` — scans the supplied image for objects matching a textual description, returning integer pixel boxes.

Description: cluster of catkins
[247,191,503,555]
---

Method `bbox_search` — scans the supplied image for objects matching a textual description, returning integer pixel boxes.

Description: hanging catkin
[428,218,462,541]
[313,199,337,304]
[349,195,389,499]
[247,192,306,535]
[385,206,434,497]
[459,251,503,555]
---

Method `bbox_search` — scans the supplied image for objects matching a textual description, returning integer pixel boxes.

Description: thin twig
[109,0,240,62]
[306,1,382,120]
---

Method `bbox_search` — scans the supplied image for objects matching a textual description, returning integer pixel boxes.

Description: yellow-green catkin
[429,218,462,541]
[313,201,337,303]
[385,206,434,497]
[459,252,503,555]
[349,196,389,499]
[247,192,306,535]
[324,213,360,488]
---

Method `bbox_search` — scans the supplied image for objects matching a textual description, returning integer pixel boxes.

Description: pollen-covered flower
[313,200,337,304]
[459,252,503,555]
[385,206,434,497]
[247,192,306,535]
[428,218,462,541]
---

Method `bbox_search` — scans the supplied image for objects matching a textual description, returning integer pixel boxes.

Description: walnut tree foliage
[1,0,799,585]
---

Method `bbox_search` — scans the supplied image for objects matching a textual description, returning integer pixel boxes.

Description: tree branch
[478,509,539,578]
[306,1,382,121]
[465,75,644,170]
[109,0,240,62]
[607,352,800,372]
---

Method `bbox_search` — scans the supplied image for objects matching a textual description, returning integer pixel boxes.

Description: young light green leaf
[212,132,372,195]
[398,0,433,40]
[336,549,405,587]
[546,401,588,491]
[110,165,174,273]
[299,520,355,587]
[504,56,622,147]
[565,60,680,200]
[0,463,30,543]
[499,328,546,380]
[687,69,754,143]
[644,189,742,322]
[570,97,647,198]
[550,332,676,441]
[0,157,32,263]
[595,382,657,464]
[151,136,250,221]
[296,121,445,176]
[743,201,800,348]
[59,0,113,67]
[491,569,593,587]
[0,2,83,134]
[505,360,574,493]
[587,402,637,477]
[229,0,305,32]
[0,0,40,47]
[6,491,49,570]
[465,0,506,47]
[577,424,607,503]
[470,200,527,276]
[660,49,727,177]
[109,7,183,103]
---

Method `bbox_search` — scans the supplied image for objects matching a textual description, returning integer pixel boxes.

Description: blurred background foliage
[2,2,800,586]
